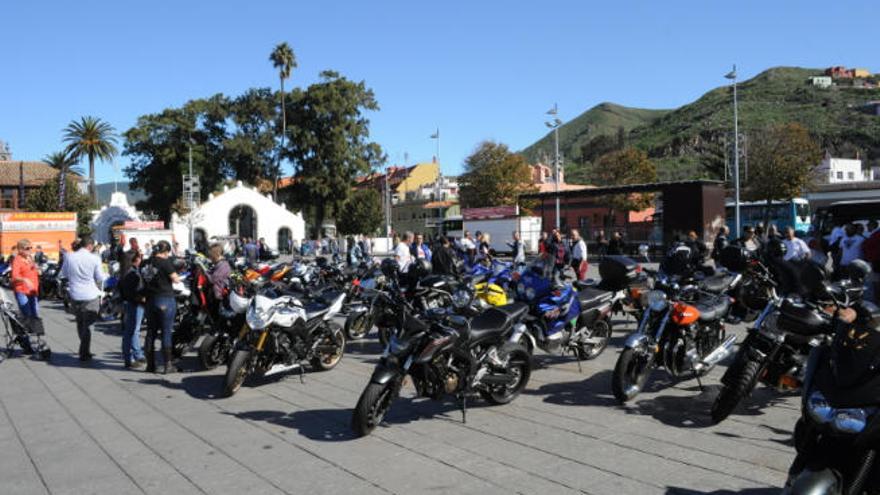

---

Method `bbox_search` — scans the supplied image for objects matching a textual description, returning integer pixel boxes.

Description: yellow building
[391,162,439,202]
[853,68,872,78]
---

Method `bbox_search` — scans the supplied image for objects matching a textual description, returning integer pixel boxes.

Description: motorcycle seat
[467,302,529,342]
[695,297,730,321]
[699,274,733,294]
[577,287,613,308]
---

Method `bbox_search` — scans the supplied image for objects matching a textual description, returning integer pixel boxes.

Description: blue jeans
[15,292,39,318]
[146,295,176,352]
[121,301,145,363]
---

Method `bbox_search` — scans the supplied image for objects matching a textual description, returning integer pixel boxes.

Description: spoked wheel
[481,344,531,405]
[612,347,654,403]
[352,381,396,437]
[575,319,612,361]
[310,325,345,371]
[223,349,252,397]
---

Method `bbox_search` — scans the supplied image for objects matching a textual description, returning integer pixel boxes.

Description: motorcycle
[223,289,347,397]
[513,258,614,362]
[98,262,123,321]
[784,274,878,494]
[351,294,532,437]
[38,262,61,300]
[611,270,737,403]
[711,259,831,424]
[197,289,250,370]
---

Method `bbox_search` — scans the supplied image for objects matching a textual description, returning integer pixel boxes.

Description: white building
[816,152,872,183]
[172,181,305,252]
[90,192,144,244]
[808,76,833,89]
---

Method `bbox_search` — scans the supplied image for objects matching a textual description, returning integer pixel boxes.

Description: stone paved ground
[0,285,794,495]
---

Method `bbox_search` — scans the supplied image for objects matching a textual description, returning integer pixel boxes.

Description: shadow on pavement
[226,408,358,442]
[665,487,778,494]
[524,370,619,407]
[132,374,225,400]
[47,350,116,370]
[622,383,721,429]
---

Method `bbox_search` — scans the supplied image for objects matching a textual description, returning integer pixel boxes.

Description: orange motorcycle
[611,272,737,403]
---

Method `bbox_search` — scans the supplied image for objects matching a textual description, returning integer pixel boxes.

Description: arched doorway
[229,205,257,240]
[194,228,208,253]
[278,227,292,254]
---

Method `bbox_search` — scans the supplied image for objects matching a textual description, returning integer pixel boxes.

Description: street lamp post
[725,65,741,236]
[546,104,563,230]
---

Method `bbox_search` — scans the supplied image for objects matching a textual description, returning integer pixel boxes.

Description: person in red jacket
[11,239,40,318]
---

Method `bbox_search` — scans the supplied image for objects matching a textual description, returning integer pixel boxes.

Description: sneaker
[130,360,145,370]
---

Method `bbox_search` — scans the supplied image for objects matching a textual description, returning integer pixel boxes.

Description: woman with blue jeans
[118,250,146,369]
[142,241,180,374]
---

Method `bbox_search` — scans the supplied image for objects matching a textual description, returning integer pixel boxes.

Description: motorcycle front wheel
[711,358,762,424]
[352,381,397,437]
[223,349,252,397]
[480,344,531,405]
[198,334,229,370]
[612,347,653,403]
[344,311,373,341]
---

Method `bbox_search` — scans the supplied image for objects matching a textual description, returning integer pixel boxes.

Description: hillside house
[826,66,853,79]
[853,68,872,78]
[808,76,833,88]
[815,152,872,183]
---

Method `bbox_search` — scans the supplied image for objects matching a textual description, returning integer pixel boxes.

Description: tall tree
[592,148,657,229]
[284,71,384,237]
[744,123,821,226]
[459,141,537,208]
[43,150,81,209]
[337,188,384,236]
[63,116,118,203]
[269,42,297,200]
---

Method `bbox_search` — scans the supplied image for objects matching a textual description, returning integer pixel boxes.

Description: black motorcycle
[351,295,532,437]
[711,260,832,424]
[784,291,880,493]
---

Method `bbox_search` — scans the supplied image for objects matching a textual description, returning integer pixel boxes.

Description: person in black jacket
[712,226,730,261]
[118,250,146,369]
[431,236,459,276]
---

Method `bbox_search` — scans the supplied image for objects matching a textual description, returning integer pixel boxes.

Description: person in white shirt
[782,227,810,262]
[460,231,476,264]
[395,231,413,273]
[840,223,865,267]
[509,231,526,265]
[569,229,588,280]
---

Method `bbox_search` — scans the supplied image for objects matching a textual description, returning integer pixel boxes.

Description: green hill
[524,67,880,182]
[520,103,670,164]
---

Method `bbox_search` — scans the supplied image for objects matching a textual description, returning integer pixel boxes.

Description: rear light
[778,375,800,390]
[511,272,521,282]
[635,265,642,273]
[352,278,361,286]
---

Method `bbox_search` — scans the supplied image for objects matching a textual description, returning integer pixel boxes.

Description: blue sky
[2,1,877,185]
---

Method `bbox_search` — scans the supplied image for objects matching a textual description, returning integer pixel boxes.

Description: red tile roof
[0,161,62,187]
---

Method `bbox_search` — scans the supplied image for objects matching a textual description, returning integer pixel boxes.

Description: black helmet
[662,243,693,276]
[411,258,432,277]
[848,259,872,287]
[380,258,400,279]
[764,239,787,260]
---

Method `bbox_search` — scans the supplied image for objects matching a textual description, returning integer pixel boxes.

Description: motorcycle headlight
[525,287,536,301]
[807,391,834,424]
[517,282,525,295]
[646,290,668,312]
[833,408,871,434]
[452,288,472,309]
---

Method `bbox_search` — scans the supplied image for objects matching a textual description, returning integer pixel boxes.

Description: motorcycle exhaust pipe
[696,335,737,372]
[263,363,302,377]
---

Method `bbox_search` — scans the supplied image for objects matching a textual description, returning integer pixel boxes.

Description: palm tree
[63,116,118,203]
[43,150,81,210]
[269,42,297,200]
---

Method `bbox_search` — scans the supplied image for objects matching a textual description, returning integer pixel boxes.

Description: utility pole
[546,104,563,230]
[725,65,741,236]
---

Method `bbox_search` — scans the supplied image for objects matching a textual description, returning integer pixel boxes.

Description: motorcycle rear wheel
[711,358,762,424]
[310,326,345,371]
[575,319,612,361]
[352,381,396,437]
[224,349,252,397]
[480,344,531,405]
[612,347,653,403]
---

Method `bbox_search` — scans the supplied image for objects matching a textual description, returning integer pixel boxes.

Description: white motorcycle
[223,289,347,396]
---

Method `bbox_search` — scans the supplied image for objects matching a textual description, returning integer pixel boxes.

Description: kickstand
[573,346,583,373]
[694,372,704,392]
[298,362,305,384]
[460,395,467,424]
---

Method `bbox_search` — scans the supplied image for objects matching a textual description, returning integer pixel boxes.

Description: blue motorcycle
[511,260,614,362]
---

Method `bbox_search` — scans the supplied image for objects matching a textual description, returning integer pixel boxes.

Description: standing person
[206,243,231,312]
[244,237,258,264]
[685,231,708,263]
[141,240,180,374]
[538,232,548,255]
[548,229,571,272]
[569,229,588,281]
[607,231,625,255]
[347,236,363,266]
[478,233,492,261]
[738,226,762,253]
[431,236,459,276]
[596,229,609,258]
[33,245,47,265]
[461,231,476,264]
[143,241,153,258]
[395,231,414,273]
[712,226,730,261]
[509,231,526,265]
[128,237,140,256]
[839,223,865,269]
[118,250,146,369]
[11,239,40,319]
[61,236,105,362]
[782,227,810,262]
[411,233,432,261]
